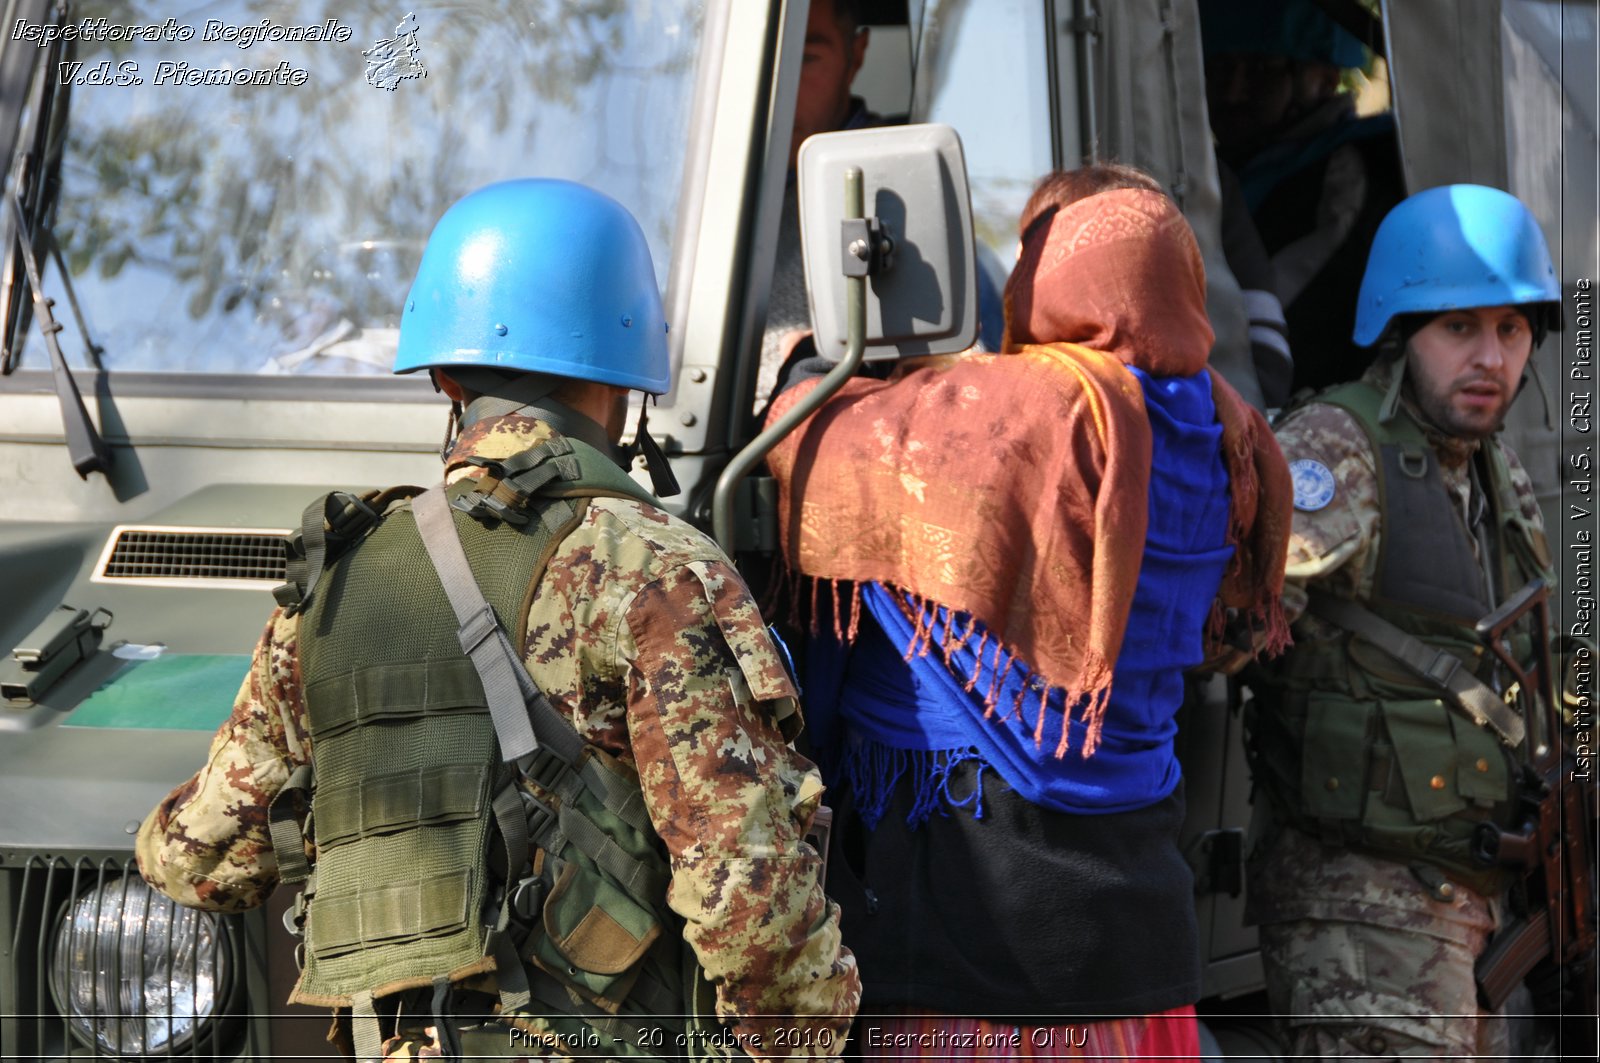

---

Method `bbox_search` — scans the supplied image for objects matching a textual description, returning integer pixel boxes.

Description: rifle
[1470,580,1597,1038]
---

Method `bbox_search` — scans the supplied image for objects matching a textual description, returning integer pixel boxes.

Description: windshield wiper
[0,3,110,478]
[8,190,110,477]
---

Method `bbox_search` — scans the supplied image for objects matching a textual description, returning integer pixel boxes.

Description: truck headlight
[50,876,230,1056]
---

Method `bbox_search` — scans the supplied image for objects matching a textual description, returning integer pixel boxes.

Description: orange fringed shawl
[766,188,1293,754]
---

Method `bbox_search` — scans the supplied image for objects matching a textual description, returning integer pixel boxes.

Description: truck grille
[2,854,249,1060]
[92,527,290,589]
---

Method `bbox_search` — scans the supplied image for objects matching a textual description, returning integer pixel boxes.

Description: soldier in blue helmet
[1242,184,1563,1057]
[137,179,860,1061]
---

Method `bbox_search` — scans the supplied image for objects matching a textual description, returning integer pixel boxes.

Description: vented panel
[92,526,290,589]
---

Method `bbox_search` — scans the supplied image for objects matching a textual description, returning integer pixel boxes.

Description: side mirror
[797,123,978,360]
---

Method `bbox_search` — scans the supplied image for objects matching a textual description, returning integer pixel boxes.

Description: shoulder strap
[1307,591,1526,748]
[413,485,586,767]
[555,436,663,507]
[274,485,424,615]
[453,435,659,528]
[412,483,662,844]
[1482,439,1555,582]
[1315,378,1429,449]
[413,482,675,1018]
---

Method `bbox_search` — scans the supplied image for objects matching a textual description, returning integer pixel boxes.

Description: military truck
[1,0,1591,1058]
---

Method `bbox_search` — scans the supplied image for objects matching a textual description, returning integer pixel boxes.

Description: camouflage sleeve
[1499,438,1552,536]
[618,559,860,1061]
[135,608,310,913]
[1274,402,1381,622]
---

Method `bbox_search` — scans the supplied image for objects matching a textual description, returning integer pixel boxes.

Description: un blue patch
[1290,459,1336,512]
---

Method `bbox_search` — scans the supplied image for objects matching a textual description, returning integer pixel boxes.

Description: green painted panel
[63,654,251,730]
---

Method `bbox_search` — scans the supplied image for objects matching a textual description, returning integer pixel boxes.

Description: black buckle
[509,875,547,924]
[326,492,379,540]
[462,454,506,475]
[453,491,530,526]
[520,747,568,791]
[520,789,558,842]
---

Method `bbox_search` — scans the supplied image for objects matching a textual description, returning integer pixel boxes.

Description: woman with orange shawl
[766,165,1292,1057]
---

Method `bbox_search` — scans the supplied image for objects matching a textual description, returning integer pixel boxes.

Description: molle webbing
[412,483,696,1057]
[286,435,708,1060]
[292,484,550,1004]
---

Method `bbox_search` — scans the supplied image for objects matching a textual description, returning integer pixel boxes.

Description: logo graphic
[363,13,426,91]
[1290,458,1337,512]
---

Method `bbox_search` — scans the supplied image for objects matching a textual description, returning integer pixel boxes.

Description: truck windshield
[7,0,704,377]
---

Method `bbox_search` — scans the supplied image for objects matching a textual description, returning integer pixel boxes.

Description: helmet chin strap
[440,399,462,462]
[1377,361,1408,425]
[1521,359,1556,433]
[629,398,680,498]
[1374,330,1410,426]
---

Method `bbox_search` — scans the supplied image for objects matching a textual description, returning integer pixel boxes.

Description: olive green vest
[276,435,726,1059]
[1247,382,1553,887]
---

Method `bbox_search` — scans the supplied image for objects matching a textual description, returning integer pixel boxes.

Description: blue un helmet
[395,179,670,393]
[1353,184,1561,348]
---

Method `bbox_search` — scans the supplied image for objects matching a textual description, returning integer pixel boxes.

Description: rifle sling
[1308,593,1526,749]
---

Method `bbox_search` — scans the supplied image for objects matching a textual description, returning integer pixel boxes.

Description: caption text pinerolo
[508,1022,837,1054]
[10,17,352,87]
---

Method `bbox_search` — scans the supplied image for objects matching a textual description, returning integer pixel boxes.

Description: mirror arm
[712,167,869,554]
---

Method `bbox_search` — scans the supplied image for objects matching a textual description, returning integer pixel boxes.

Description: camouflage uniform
[136,412,861,1061]
[1247,359,1545,1058]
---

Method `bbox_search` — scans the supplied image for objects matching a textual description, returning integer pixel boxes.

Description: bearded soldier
[137,179,859,1061]
[1245,184,1565,1058]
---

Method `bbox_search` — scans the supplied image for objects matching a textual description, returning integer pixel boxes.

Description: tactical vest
[1246,381,1554,890]
[270,434,727,1061]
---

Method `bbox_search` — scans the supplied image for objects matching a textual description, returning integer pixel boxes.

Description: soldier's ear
[847,26,870,82]
[434,369,469,404]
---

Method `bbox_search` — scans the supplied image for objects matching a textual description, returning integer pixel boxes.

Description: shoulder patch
[1290,458,1337,512]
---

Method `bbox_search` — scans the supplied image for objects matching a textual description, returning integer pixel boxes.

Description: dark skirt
[824,760,1200,1020]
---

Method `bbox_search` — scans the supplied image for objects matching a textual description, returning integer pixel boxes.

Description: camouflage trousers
[1249,827,1505,1058]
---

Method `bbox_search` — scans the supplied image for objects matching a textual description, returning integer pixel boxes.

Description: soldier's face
[1206,53,1294,150]
[790,2,869,169]
[1405,306,1534,438]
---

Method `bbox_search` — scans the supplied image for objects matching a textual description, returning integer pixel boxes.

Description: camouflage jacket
[136,412,860,1058]
[1254,360,1546,920]
[1274,358,1546,633]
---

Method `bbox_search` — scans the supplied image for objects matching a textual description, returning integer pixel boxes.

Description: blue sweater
[807,366,1233,820]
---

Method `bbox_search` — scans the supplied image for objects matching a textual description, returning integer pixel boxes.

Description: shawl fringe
[834,739,992,831]
[806,577,1118,759]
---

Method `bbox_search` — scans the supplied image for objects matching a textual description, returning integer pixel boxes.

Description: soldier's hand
[1195,608,1261,676]
[1197,644,1254,677]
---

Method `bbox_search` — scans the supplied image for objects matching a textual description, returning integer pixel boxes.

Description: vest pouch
[1450,706,1513,807]
[532,860,663,1012]
[305,869,474,962]
[1299,691,1372,821]
[1381,699,1468,822]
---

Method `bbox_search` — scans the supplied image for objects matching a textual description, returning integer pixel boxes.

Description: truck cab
[1,1,1590,1059]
